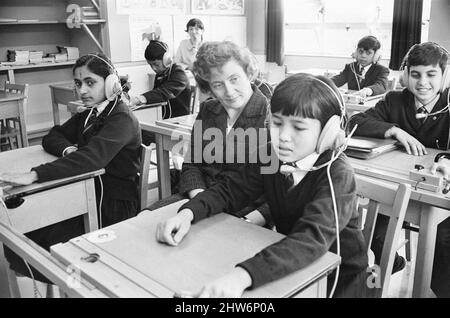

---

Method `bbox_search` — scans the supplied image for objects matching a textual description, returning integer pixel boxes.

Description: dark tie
[280,163,295,190]
[83,108,98,134]
[417,106,428,124]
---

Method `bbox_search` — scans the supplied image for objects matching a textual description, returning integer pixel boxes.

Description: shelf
[0,61,76,72]
[0,19,106,25]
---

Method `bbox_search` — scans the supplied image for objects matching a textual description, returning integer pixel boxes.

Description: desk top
[0,145,103,199]
[51,200,340,298]
[348,147,450,209]
[0,91,25,102]
[138,114,196,137]
[287,68,339,77]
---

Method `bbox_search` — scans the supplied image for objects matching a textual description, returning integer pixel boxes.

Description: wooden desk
[49,82,78,125]
[286,68,339,77]
[348,148,450,297]
[0,91,28,148]
[51,200,340,298]
[346,96,381,115]
[137,114,196,199]
[0,145,103,297]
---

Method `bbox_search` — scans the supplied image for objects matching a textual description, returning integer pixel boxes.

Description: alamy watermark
[170,120,280,174]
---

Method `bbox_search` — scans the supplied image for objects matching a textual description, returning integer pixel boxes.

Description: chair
[0,82,29,150]
[189,84,198,114]
[138,144,159,210]
[355,175,412,297]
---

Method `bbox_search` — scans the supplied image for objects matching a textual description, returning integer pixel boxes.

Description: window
[284,0,394,58]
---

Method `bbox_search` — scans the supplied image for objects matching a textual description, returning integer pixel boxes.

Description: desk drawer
[5,180,95,233]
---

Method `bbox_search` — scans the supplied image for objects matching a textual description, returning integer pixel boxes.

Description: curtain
[389,0,423,70]
[266,0,285,66]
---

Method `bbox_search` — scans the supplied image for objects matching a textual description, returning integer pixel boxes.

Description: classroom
[0,0,449,300]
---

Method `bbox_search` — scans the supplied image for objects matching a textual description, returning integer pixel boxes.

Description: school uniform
[5,99,142,282]
[142,63,191,119]
[350,88,450,297]
[180,150,370,297]
[349,88,450,150]
[331,62,390,96]
[178,85,271,220]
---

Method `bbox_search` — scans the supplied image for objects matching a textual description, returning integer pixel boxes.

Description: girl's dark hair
[406,42,449,73]
[72,53,114,79]
[270,74,343,128]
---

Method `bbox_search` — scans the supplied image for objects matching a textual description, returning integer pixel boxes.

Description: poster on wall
[191,0,245,15]
[129,15,174,61]
[116,0,185,15]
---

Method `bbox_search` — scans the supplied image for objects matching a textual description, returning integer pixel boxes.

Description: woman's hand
[155,209,194,246]
[195,267,252,298]
[385,127,428,156]
[0,171,38,186]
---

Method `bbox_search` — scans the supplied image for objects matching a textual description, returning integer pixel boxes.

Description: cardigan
[349,88,450,150]
[180,85,270,218]
[174,38,202,70]
[143,63,191,119]
[180,150,368,293]
[32,100,142,201]
[331,62,390,96]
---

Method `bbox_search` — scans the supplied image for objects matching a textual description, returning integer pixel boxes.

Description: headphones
[86,53,122,101]
[400,42,450,93]
[152,41,173,68]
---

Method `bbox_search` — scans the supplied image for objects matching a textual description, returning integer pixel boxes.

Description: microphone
[415,113,428,119]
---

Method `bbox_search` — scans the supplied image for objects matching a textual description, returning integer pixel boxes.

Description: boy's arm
[141,66,189,103]
[349,95,396,138]
[365,65,390,96]
[331,65,349,88]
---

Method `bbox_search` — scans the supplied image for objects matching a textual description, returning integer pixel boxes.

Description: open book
[345,136,399,159]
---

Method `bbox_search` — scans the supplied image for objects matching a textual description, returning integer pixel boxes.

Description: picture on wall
[116,0,186,15]
[191,0,245,15]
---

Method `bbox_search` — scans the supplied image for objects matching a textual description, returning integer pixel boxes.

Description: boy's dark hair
[144,40,168,61]
[270,74,343,128]
[186,18,204,31]
[357,36,381,52]
[405,42,449,73]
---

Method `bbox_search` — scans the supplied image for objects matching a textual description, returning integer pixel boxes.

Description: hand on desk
[356,87,373,98]
[194,267,252,298]
[0,171,38,186]
[384,127,428,156]
[156,209,194,246]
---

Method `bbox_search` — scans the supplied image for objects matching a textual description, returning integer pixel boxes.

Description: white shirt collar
[415,93,440,113]
[360,63,371,74]
[290,152,321,186]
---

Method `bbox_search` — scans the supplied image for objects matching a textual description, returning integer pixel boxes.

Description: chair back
[138,144,153,210]
[355,175,411,297]
[5,82,29,96]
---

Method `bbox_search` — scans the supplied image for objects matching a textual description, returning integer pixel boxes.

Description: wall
[428,0,450,50]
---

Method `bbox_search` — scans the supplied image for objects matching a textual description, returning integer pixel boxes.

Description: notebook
[345,136,399,159]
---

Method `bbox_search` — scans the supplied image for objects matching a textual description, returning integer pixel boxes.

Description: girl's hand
[0,171,38,186]
[155,209,194,246]
[385,127,428,156]
[196,267,252,298]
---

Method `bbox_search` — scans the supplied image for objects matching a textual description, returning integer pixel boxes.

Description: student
[349,42,450,296]
[0,53,142,281]
[331,35,389,97]
[130,40,191,131]
[175,18,204,71]
[156,74,370,298]
[148,41,270,225]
